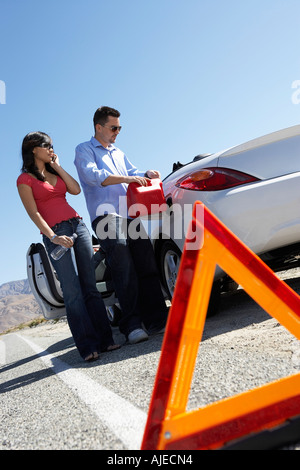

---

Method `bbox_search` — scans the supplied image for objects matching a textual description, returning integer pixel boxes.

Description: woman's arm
[17,184,74,248]
[50,154,81,195]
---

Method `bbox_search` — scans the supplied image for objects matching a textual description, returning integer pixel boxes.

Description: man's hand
[145,170,161,179]
[125,175,149,186]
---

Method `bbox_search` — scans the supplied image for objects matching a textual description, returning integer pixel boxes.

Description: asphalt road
[1,272,300,451]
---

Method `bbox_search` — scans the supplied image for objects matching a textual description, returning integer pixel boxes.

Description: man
[74,106,168,344]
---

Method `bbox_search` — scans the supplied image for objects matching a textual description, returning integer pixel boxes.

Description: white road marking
[0,338,6,365]
[16,334,147,450]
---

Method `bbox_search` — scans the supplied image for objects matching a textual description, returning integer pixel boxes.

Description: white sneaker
[128,328,149,344]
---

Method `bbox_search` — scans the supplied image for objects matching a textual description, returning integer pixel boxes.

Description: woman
[17,131,120,362]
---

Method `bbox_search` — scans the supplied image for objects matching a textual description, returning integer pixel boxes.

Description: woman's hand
[49,153,60,168]
[52,235,75,248]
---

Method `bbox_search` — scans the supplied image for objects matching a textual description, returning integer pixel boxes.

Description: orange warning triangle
[141,202,300,450]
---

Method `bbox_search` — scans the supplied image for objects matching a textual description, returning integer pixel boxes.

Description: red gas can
[127,178,167,218]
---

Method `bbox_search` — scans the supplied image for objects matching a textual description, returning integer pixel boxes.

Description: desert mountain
[0,279,42,333]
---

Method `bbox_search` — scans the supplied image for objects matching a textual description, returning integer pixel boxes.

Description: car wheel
[160,240,220,317]
[160,241,182,299]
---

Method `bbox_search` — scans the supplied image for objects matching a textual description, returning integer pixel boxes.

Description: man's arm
[123,155,161,183]
[102,174,149,186]
[74,144,110,187]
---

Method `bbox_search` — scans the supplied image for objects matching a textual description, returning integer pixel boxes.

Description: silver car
[149,125,300,315]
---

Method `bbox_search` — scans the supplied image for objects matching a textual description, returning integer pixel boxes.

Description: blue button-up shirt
[74,137,145,223]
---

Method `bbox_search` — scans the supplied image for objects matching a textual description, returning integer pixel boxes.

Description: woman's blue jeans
[43,218,114,359]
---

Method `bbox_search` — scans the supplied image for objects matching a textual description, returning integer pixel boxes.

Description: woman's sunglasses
[37,143,54,149]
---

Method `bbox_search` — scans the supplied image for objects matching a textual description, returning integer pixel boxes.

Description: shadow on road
[1,273,299,394]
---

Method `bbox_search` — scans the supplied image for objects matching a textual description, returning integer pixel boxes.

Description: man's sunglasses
[101,125,122,132]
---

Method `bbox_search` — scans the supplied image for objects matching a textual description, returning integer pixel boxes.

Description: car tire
[159,240,221,317]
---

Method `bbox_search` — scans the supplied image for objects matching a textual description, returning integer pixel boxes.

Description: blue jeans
[93,215,168,338]
[43,218,114,359]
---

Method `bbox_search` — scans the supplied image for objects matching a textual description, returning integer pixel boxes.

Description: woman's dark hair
[21,131,58,181]
[93,106,120,130]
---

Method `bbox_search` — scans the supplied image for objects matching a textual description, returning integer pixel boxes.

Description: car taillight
[175,167,260,191]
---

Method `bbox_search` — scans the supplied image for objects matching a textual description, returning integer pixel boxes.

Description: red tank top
[17,173,80,228]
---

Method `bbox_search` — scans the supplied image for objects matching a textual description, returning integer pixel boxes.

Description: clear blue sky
[0,0,300,285]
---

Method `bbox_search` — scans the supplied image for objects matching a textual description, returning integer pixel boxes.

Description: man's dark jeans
[93,214,168,338]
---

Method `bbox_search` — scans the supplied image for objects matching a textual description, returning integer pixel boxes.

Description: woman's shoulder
[17,172,34,186]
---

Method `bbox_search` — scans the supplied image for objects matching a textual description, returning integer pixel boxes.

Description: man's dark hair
[93,106,120,130]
